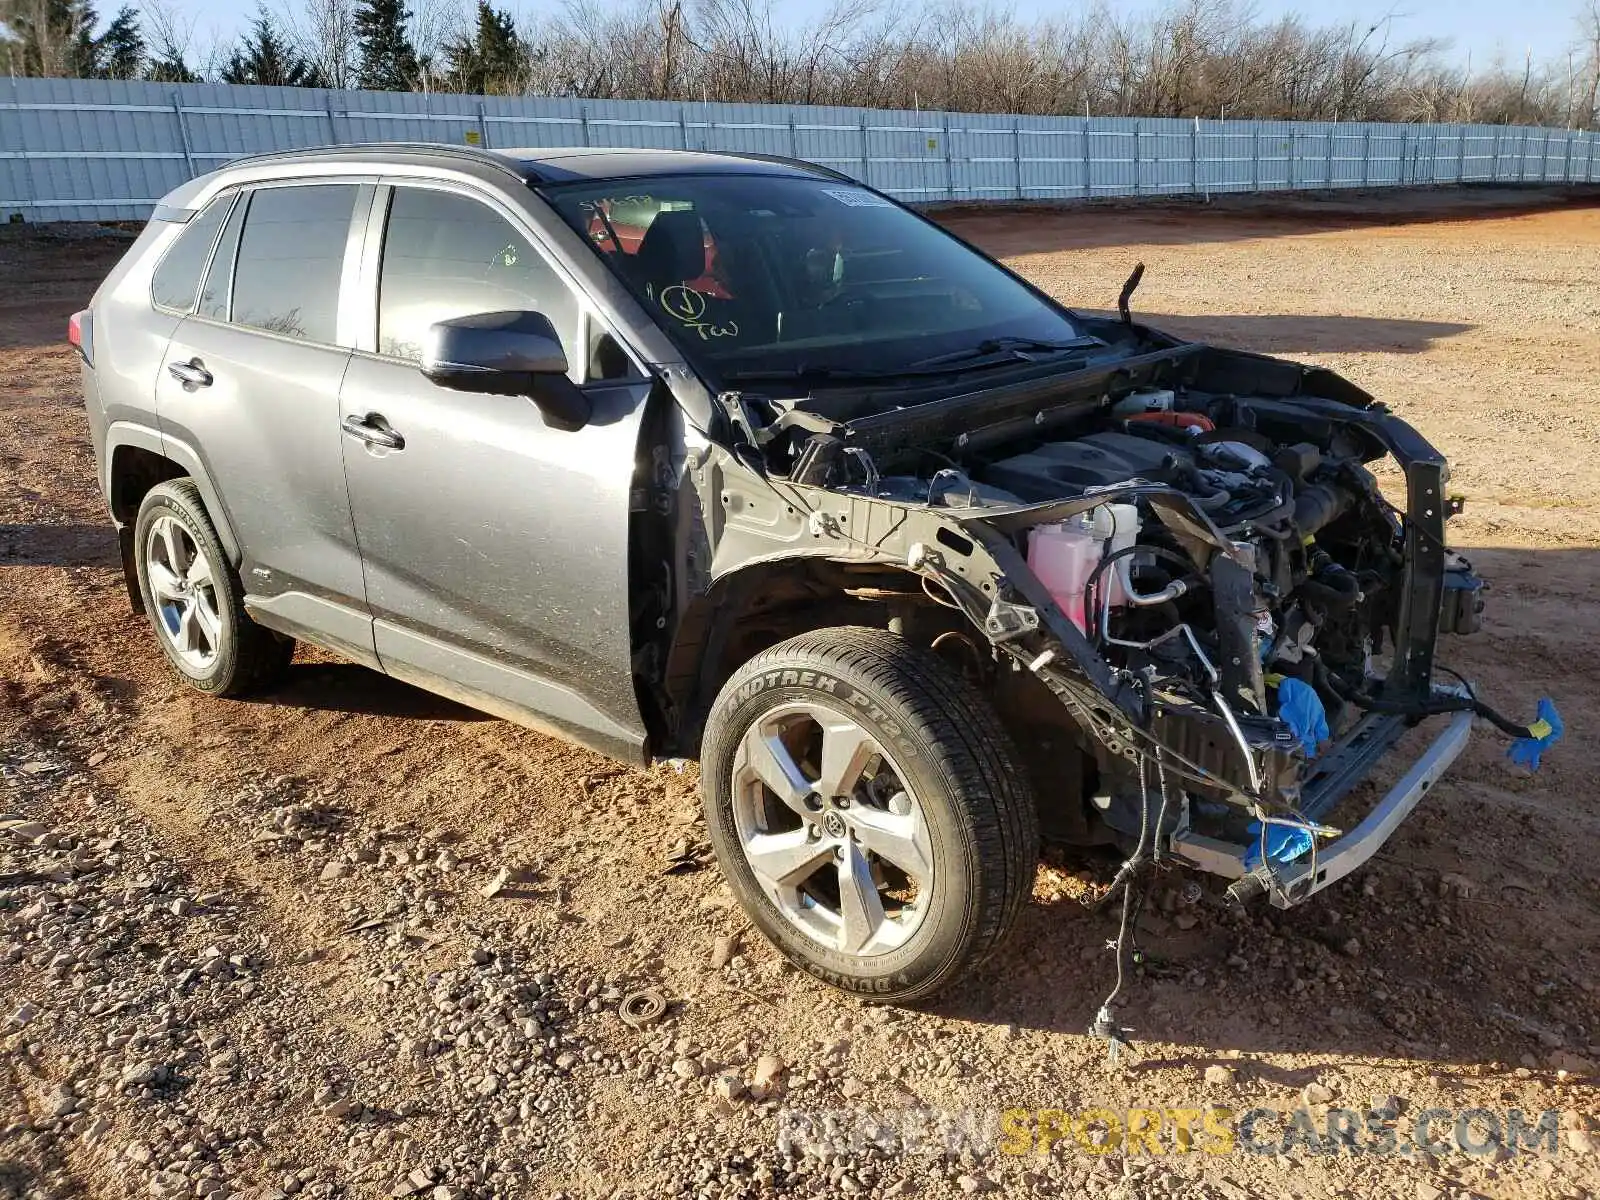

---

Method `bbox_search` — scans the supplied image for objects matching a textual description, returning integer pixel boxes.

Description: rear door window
[231,184,358,345]
[151,194,233,313]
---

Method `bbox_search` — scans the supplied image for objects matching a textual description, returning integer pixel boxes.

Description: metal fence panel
[3,76,1598,221]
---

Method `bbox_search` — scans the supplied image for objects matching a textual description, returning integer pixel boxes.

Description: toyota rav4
[75,144,1554,1004]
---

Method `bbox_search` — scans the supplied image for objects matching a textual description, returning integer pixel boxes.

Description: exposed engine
[990,400,1385,717]
[738,309,1554,879]
[689,303,1558,970]
[870,385,1434,761]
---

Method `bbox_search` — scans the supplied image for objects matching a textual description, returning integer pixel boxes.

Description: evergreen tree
[66,0,100,75]
[443,1,520,94]
[222,9,321,87]
[146,53,200,83]
[353,0,419,91]
[95,5,145,79]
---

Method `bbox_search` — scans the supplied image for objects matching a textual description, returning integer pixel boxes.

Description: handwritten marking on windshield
[661,285,738,340]
[660,285,706,323]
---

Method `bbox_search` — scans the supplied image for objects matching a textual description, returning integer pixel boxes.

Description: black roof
[227,142,849,185]
[498,146,848,184]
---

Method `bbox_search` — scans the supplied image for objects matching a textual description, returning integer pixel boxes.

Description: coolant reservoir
[1102,502,1138,604]
[1027,502,1140,632]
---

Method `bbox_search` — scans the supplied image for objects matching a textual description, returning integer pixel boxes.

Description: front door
[156,181,376,666]
[338,182,650,760]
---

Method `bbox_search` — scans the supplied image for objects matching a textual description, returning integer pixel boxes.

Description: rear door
[156,181,377,666]
[337,180,652,760]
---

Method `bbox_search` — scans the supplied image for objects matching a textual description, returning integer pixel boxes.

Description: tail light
[68,309,92,365]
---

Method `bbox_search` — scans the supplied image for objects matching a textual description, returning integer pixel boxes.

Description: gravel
[5,203,1599,1200]
[2,745,907,1199]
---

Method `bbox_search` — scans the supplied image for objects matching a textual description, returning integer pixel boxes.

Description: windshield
[543,174,1084,386]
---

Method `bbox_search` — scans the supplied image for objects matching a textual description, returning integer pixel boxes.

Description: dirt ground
[2,189,1598,1200]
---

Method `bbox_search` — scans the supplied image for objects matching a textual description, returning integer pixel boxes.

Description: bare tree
[409,0,462,87]
[1578,0,1600,130]
[6,0,1583,125]
[406,0,1579,123]
[277,0,357,87]
[143,0,198,78]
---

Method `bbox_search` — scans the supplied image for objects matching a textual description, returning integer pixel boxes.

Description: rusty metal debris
[618,988,668,1028]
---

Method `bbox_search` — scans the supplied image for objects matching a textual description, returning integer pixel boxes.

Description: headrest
[634,209,706,285]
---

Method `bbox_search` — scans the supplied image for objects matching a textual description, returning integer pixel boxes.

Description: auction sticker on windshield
[822,188,895,207]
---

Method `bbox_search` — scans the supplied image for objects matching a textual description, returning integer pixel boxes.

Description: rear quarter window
[150,195,233,313]
[197,193,248,322]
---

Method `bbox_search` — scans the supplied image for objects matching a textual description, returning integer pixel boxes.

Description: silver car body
[82,143,1494,909]
[84,146,762,762]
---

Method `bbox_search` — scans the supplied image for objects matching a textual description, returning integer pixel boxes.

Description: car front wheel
[701,626,1038,1001]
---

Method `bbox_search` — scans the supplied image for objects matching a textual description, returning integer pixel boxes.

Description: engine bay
[863,386,1435,752]
[699,328,1528,878]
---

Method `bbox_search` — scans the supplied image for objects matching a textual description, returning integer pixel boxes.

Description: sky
[1204,0,1581,66]
[153,0,1585,73]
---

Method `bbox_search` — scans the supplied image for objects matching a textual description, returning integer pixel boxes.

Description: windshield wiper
[719,335,1105,389]
[718,365,897,385]
[907,335,1102,371]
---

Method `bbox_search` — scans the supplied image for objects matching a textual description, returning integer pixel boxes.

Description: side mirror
[421,310,591,430]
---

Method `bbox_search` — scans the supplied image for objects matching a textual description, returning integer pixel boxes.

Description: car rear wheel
[701,626,1038,1001]
[133,479,293,696]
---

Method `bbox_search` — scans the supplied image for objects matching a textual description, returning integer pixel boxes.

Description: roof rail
[220,141,530,183]
[218,142,853,188]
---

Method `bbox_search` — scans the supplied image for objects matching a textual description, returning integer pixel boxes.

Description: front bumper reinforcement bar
[1169,701,1474,908]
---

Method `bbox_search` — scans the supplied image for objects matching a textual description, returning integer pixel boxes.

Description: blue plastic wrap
[1277,677,1330,758]
[1507,697,1563,771]
[1241,821,1314,871]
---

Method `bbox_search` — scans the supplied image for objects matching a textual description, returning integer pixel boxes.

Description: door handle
[342,413,405,450]
[168,358,212,389]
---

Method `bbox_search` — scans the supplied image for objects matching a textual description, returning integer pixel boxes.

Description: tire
[701,626,1039,1002]
[133,479,293,696]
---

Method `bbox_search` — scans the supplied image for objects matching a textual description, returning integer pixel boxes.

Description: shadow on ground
[0,523,119,568]
[253,661,492,722]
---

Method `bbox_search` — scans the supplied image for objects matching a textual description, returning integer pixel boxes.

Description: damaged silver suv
[77,144,1557,1006]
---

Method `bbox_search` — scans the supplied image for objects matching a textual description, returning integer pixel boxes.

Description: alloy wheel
[145,514,223,672]
[730,703,934,957]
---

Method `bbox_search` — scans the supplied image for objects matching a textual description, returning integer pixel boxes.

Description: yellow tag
[1527,719,1553,739]
[464,130,482,145]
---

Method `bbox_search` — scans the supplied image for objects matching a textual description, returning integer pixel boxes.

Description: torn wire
[1089,692,1170,1066]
